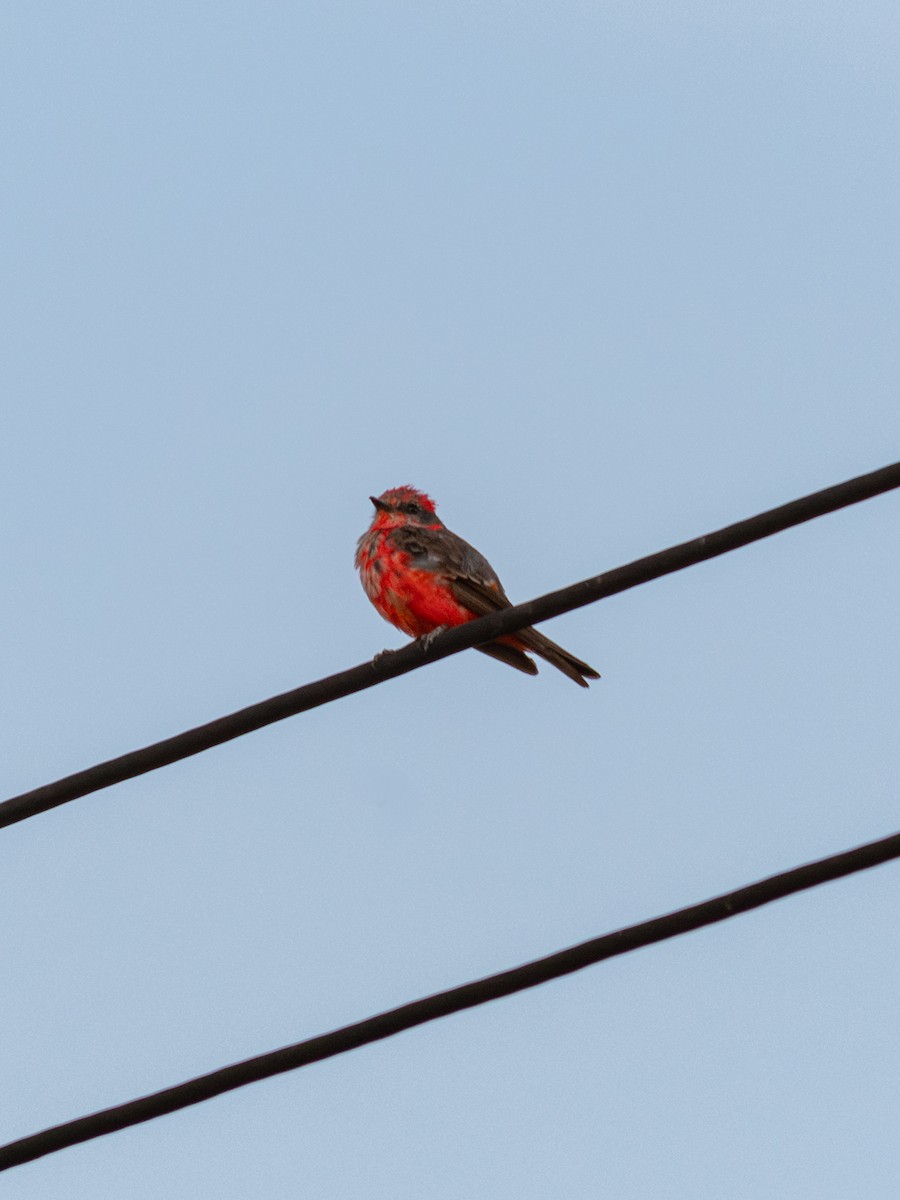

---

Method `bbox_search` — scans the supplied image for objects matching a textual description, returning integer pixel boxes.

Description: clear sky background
[2,2,899,1196]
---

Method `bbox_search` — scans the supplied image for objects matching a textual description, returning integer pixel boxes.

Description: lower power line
[2,826,898,1172]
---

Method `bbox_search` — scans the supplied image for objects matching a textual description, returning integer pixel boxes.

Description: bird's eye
[404,502,420,514]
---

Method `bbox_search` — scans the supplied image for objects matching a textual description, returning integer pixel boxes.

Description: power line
[2,825,898,1173]
[2,460,897,833]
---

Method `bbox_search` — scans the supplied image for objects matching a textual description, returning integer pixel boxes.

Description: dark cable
[2,826,898,1172]
[2,460,898,832]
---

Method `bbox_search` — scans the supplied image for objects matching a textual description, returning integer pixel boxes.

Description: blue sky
[2,2,899,1196]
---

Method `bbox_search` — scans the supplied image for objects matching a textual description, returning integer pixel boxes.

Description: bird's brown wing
[391,525,506,589]
[447,575,536,673]
[392,524,600,687]
[450,576,600,689]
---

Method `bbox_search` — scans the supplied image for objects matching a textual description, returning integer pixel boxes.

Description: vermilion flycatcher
[356,486,600,687]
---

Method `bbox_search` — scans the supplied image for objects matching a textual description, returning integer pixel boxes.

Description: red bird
[355,486,600,687]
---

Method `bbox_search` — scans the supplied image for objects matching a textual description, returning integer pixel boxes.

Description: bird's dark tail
[479,628,600,688]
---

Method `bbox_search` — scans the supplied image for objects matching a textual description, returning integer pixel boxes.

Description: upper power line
[2,459,898,833]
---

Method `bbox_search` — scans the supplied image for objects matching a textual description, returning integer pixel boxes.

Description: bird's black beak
[370,496,389,512]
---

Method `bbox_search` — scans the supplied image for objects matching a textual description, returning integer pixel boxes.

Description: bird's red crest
[375,486,437,513]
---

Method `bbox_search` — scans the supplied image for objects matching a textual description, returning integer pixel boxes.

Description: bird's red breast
[355,525,478,638]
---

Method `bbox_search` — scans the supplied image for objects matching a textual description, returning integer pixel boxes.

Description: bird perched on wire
[355,486,600,687]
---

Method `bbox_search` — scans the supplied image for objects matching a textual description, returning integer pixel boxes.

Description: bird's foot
[372,647,399,666]
[419,625,449,651]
